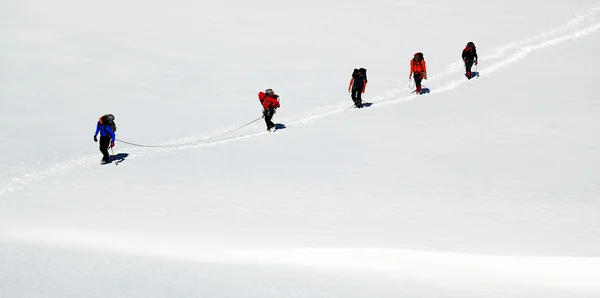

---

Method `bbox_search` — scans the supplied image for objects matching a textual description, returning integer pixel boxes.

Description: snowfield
[1,0,600,297]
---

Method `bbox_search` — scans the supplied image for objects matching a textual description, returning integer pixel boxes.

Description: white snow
[1,0,600,297]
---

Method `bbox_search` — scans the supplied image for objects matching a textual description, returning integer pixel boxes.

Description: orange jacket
[410,59,427,75]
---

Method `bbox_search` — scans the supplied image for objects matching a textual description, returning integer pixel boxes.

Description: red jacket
[410,58,427,74]
[258,92,280,110]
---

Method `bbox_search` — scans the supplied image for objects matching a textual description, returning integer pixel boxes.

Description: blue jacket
[94,121,116,141]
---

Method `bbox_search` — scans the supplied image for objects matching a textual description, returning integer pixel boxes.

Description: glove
[474,61,478,65]
[110,142,115,148]
[423,73,428,79]
[94,136,97,142]
[408,75,412,80]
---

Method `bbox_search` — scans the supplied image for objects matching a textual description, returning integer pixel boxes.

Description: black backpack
[466,42,476,52]
[352,68,368,83]
[359,68,367,83]
[100,114,117,132]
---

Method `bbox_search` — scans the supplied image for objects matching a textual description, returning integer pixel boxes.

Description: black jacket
[462,48,478,62]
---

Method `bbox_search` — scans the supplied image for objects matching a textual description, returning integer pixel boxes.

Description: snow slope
[1,0,600,297]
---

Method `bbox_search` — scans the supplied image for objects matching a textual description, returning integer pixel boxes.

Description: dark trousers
[351,85,362,107]
[99,135,111,162]
[263,109,276,130]
[465,60,474,78]
[413,73,424,93]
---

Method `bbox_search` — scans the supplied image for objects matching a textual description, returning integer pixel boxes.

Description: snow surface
[1,0,600,297]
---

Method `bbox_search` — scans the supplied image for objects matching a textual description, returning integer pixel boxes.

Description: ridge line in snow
[1,231,599,290]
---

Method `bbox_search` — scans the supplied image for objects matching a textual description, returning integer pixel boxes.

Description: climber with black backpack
[462,42,478,79]
[94,114,117,164]
[348,68,367,108]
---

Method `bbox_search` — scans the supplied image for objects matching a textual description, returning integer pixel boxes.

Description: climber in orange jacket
[409,52,427,95]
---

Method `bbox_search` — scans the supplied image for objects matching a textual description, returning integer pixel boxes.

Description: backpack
[100,114,117,132]
[359,68,367,83]
[352,68,367,83]
[466,42,476,52]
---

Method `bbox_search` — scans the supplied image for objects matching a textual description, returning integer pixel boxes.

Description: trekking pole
[476,63,479,78]
[110,147,115,164]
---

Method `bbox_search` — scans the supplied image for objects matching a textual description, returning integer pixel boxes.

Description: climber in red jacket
[258,88,280,132]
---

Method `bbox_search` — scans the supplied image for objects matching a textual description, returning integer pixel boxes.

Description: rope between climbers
[116,116,263,148]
